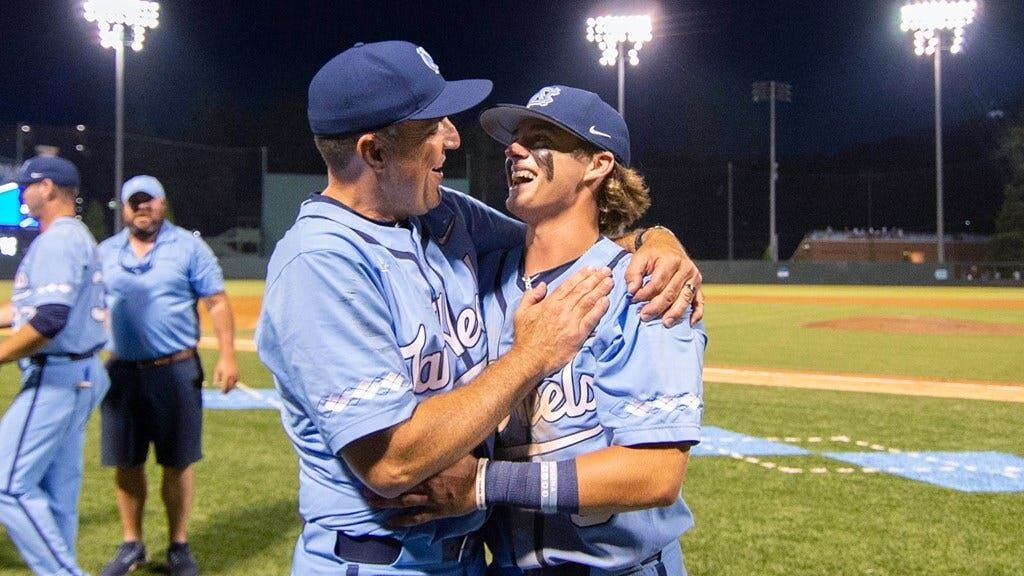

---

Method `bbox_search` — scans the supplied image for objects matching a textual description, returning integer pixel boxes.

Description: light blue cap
[121,175,165,203]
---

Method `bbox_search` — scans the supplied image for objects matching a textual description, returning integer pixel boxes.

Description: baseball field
[1,281,1022,575]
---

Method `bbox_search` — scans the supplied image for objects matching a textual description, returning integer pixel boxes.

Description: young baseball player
[257,42,702,575]
[0,155,110,576]
[371,87,707,575]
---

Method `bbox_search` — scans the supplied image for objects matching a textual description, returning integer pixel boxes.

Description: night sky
[3,1,1024,256]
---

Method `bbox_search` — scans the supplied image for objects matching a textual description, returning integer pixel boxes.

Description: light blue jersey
[479,237,707,574]
[11,217,106,361]
[98,221,224,360]
[257,187,521,573]
[1,216,109,576]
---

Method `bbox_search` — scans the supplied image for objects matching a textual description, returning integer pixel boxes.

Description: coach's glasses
[119,242,158,275]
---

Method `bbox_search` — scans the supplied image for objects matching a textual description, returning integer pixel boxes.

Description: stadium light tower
[901,0,977,264]
[83,0,160,232]
[586,14,653,119]
[752,81,792,263]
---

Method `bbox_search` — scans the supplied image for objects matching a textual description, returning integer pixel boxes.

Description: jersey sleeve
[26,230,87,307]
[590,293,707,448]
[260,249,417,456]
[188,235,226,297]
[435,187,526,257]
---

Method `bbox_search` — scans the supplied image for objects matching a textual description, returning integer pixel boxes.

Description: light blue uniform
[0,217,109,576]
[479,238,706,576]
[257,188,521,575]
[97,221,225,360]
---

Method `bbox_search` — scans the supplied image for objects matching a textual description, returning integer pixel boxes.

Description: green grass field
[1,282,1022,574]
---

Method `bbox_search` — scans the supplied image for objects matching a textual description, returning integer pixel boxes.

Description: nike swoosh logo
[588,126,611,139]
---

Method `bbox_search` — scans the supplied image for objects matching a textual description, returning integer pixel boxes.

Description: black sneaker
[100,541,148,576]
[167,542,199,576]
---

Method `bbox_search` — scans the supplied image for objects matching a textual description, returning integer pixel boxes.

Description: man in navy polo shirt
[97,175,239,576]
[0,155,109,575]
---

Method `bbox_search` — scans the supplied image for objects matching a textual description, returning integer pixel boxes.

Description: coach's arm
[0,303,54,365]
[366,444,690,524]
[341,268,613,499]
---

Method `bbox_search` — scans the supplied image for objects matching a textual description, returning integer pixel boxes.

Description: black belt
[334,531,481,565]
[118,348,197,370]
[30,349,98,366]
[521,551,663,576]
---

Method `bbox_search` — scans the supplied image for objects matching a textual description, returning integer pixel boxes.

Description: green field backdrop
[0,282,1021,575]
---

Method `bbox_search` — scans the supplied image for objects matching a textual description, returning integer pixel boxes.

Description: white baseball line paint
[758,435,1022,479]
[703,367,1024,403]
[236,381,284,410]
[202,379,284,410]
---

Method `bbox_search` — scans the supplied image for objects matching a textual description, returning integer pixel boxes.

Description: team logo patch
[417,47,441,74]
[527,86,561,108]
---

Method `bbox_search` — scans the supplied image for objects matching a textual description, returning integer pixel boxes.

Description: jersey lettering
[523,362,597,426]
[400,291,483,394]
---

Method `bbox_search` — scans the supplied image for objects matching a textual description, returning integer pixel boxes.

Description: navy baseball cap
[9,155,80,187]
[480,85,631,166]
[121,175,166,203]
[308,40,493,137]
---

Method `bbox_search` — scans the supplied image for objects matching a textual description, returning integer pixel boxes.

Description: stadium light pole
[83,0,160,233]
[15,124,30,164]
[752,81,792,263]
[586,15,653,119]
[900,0,977,264]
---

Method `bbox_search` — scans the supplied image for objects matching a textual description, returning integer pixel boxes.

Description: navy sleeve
[28,304,71,339]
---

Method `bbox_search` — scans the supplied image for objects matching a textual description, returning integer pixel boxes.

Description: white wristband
[475,458,489,510]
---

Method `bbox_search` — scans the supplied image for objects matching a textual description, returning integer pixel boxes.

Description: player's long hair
[594,162,650,236]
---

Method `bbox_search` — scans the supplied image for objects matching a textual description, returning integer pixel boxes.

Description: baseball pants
[0,355,109,575]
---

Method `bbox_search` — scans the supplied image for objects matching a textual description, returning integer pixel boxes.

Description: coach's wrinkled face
[376,117,460,220]
[124,192,166,239]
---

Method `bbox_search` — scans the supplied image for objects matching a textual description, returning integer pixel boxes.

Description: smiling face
[504,118,600,225]
[377,117,461,220]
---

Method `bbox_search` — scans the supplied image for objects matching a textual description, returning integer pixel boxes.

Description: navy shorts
[100,354,204,468]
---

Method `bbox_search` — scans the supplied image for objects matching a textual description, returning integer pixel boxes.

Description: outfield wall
[697,260,1024,286]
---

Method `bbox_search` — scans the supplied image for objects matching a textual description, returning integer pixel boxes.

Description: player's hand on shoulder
[512,266,612,376]
[625,228,703,327]
[364,454,478,527]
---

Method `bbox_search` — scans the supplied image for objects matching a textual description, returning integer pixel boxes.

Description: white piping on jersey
[501,424,605,460]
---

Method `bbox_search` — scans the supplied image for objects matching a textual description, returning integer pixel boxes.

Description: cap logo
[416,47,440,74]
[527,86,561,108]
[588,126,612,139]
[29,172,43,179]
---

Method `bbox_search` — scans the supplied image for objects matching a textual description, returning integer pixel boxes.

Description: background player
[97,175,239,576]
[0,155,110,575]
[371,86,707,575]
